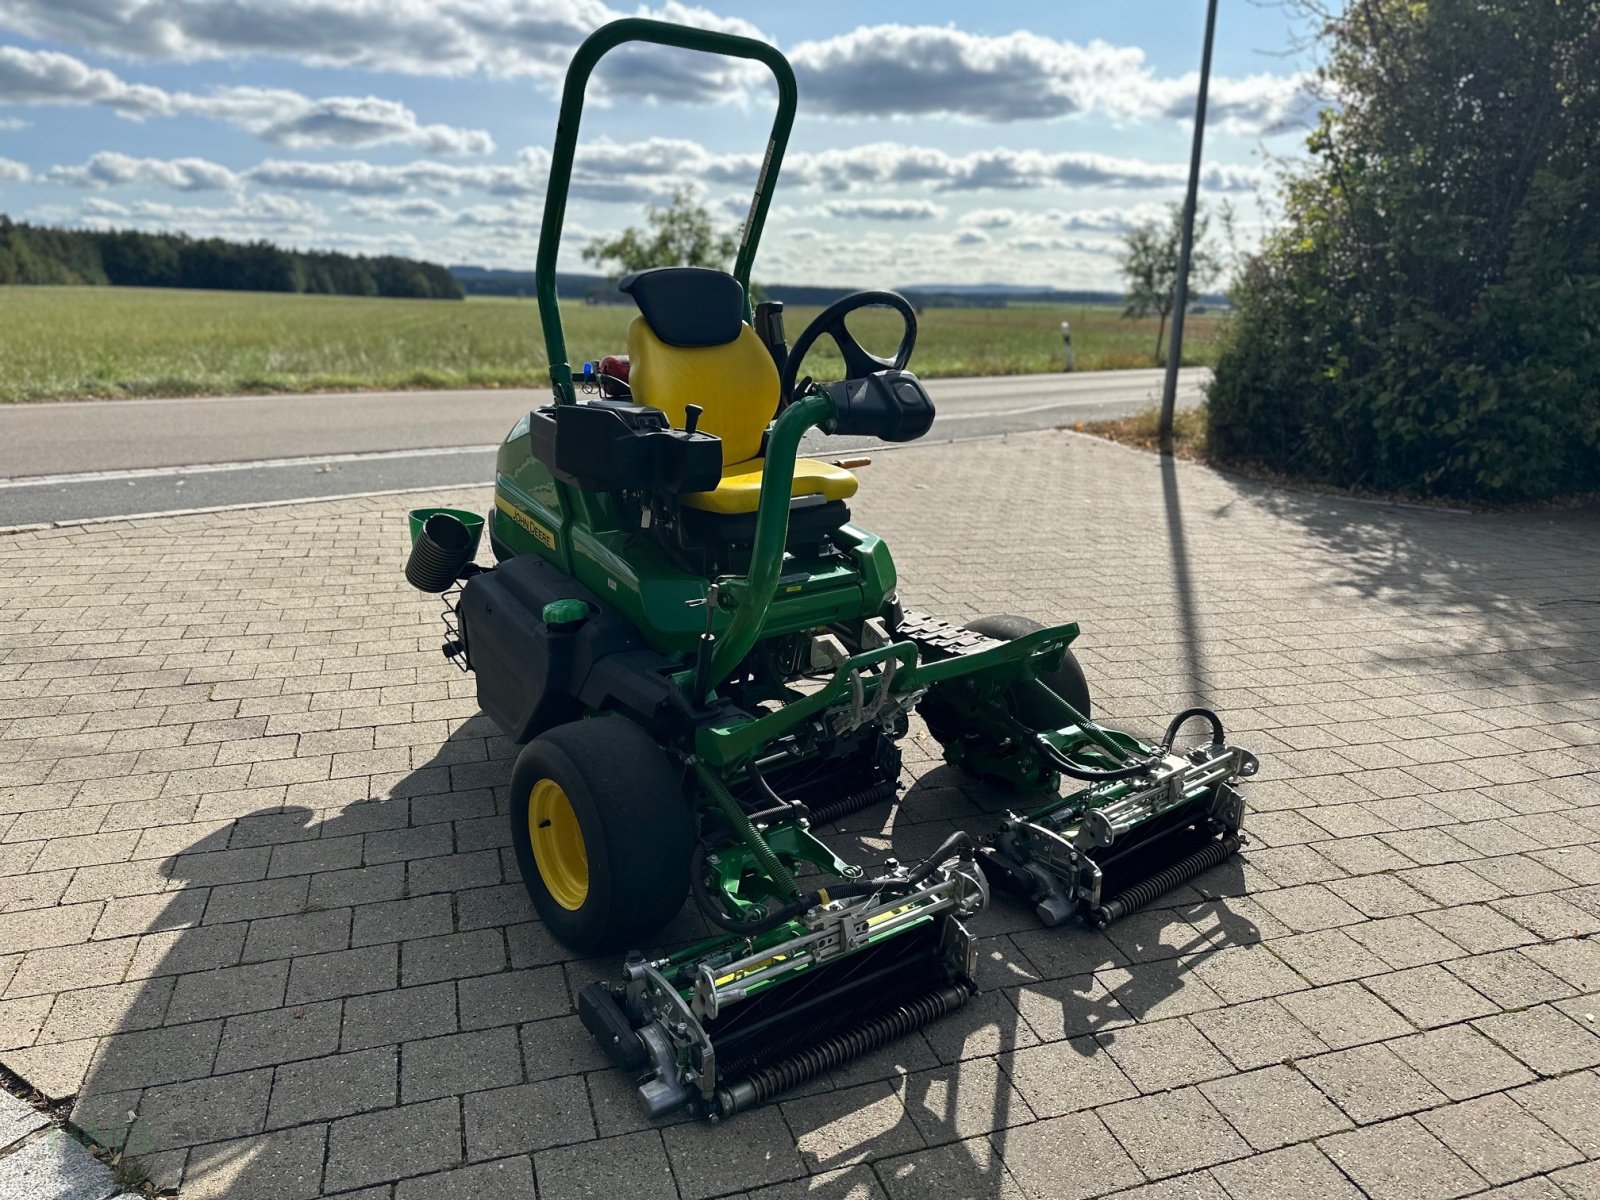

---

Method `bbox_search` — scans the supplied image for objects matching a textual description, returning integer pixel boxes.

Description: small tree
[1119,202,1222,364]
[582,185,739,275]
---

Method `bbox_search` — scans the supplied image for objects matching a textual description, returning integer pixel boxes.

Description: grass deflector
[404,17,1258,1120]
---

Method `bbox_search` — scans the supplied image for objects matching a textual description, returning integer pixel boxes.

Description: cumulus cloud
[819,198,944,220]
[79,191,323,231]
[344,197,454,223]
[0,154,28,181]
[246,152,547,197]
[790,143,1261,194]
[0,7,1314,134]
[200,89,494,155]
[0,0,770,100]
[960,203,1171,235]
[0,45,169,115]
[0,46,493,153]
[47,152,240,192]
[789,26,1135,122]
[789,24,1317,134]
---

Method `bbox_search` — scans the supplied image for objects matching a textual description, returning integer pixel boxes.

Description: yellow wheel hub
[529,778,588,911]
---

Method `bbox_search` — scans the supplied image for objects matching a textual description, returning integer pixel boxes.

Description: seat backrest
[620,267,778,466]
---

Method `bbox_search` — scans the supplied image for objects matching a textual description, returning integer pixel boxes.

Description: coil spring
[807,780,896,827]
[728,983,970,1110]
[1090,833,1240,927]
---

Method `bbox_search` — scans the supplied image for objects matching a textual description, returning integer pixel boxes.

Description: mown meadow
[0,286,1224,402]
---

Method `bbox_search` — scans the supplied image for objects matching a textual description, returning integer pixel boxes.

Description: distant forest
[0,215,463,300]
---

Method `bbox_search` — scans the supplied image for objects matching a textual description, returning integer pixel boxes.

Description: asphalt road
[0,368,1206,527]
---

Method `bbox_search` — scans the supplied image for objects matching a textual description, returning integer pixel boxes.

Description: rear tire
[509,716,692,954]
[919,614,1093,775]
[962,614,1091,721]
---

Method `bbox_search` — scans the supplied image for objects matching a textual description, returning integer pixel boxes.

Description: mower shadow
[64,798,422,1194]
[789,756,1261,1193]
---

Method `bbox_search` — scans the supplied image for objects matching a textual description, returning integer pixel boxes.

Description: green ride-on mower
[403,17,1259,1121]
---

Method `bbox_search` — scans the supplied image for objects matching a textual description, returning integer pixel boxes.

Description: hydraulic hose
[1017,705,1230,783]
[1161,707,1226,751]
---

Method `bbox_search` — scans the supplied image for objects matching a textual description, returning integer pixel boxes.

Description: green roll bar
[535,17,799,406]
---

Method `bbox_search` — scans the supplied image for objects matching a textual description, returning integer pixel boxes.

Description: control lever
[683,404,703,436]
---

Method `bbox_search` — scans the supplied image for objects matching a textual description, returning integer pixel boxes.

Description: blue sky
[0,1,1328,289]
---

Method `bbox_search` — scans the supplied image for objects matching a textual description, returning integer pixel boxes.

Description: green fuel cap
[542,599,590,631]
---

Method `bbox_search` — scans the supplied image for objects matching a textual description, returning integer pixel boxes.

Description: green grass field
[0,286,1224,402]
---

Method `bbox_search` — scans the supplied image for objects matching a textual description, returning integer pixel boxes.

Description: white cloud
[953,228,989,246]
[819,198,945,221]
[960,203,1170,235]
[0,7,1314,134]
[0,45,169,115]
[789,25,1137,122]
[790,143,1261,194]
[0,154,28,181]
[0,0,770,99]
[46,152,240,192]
[0,115,29,129]
[245,153,547,196]
[79,192,323,231]
[190,88,494,155]
[0,46,493,153]
[788,24,1313,133]
[345,196,454,222]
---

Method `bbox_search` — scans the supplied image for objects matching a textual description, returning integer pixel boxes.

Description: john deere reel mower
[403,17,1257,1120]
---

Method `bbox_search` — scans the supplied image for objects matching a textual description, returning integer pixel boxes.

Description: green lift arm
[535,18,798,406]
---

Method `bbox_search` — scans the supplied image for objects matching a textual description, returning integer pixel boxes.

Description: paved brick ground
[1,429,1598,1199]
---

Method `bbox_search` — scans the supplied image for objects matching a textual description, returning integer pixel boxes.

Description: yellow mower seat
[621,268,860,518]
[681,456,858,514]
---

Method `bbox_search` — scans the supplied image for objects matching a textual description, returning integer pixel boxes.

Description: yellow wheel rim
[529,778,588,911]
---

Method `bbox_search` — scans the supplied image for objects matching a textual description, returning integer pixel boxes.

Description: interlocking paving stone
[1097,1017,1234,1094]
[1320,1116,1487,1200]
[180,1122,326,1200]
[1297,1041,1447,1123]
[1417,1092,1584,1185]
[399,1026,522,1103]
[1209,1142,1365,1200]
[1,438,1597,1196]
[1473,1004,1600,1075]
[661,1106,807,1199]
[323,1097,463,1193]
[1096,1086,1251,1179]
[534,1130,678,1200]
[1198,1064,1351,1149]
[990,1111,1141,1200]
[268,1046,398,1128]
[1362,963,1499,1028]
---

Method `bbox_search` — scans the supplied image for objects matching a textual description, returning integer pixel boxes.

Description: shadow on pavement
[1238,481,1600,697]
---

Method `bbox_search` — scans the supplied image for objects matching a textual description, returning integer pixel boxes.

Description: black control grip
[823,370,935,443]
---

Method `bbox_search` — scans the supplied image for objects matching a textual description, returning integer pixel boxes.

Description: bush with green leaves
[1207,0,1600,501]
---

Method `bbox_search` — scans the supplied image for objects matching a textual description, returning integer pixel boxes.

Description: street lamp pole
[1159,0,1219,456]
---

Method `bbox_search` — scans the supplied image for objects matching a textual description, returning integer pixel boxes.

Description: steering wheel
[780,290,918,403]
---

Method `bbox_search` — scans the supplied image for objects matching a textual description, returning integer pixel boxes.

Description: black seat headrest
[619,267,744,348]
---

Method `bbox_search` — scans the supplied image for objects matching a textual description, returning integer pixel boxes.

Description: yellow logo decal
[496,496,556,551]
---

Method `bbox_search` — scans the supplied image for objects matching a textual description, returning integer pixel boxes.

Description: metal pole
[1159,0,1218,456]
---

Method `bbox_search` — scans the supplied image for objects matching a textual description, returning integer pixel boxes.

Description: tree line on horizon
[0,215,464,300]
